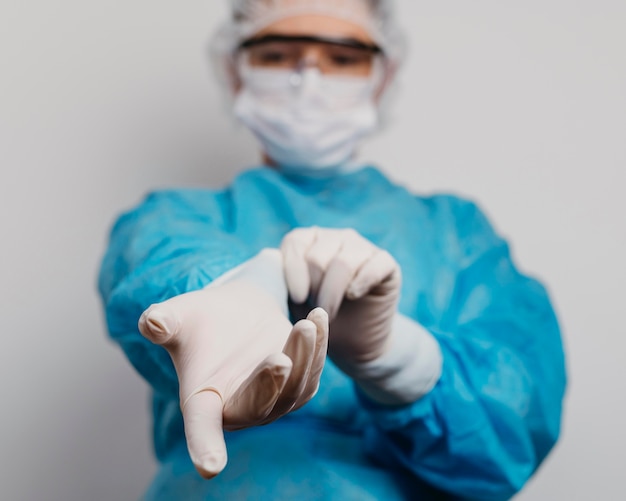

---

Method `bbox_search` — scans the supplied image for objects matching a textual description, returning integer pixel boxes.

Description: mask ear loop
[234,49,250,82]
[369,55,392,102]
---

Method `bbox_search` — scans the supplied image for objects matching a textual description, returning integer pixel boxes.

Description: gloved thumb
[182,391,227,479]
[138,304,179,346]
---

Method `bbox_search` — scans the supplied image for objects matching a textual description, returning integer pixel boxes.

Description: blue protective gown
[98,166,566,501]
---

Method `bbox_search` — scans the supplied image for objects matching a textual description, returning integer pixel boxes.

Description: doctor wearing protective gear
[98,1,567,500]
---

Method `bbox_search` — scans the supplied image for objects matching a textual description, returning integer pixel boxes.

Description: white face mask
[234,62,381,174]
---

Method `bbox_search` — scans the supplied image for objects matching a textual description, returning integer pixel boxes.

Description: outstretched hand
[139,278,328,479]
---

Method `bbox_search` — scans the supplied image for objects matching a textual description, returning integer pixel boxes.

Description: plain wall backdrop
[1,1,624,499]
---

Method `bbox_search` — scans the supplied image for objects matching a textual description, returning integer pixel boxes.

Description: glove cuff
[352,314,443,406]
[206,248,289,316]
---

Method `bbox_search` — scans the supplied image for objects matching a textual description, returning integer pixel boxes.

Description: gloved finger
[182,390,228,479]
[261,319,317,423]
[347,250,401,300]
[304,229,344,302]
[223,352,292,430]
[281,227,318,304]
[293,308,329,410]
[317,233,376,319]
[138,303,180,346]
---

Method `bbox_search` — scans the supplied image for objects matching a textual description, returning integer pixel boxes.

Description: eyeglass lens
[241,37,378,76]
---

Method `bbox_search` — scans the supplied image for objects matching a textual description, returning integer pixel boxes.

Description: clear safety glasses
[238,34,383,77]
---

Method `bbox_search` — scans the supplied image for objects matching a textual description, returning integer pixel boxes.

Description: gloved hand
[138,250,329,479]
[282,227,442,406]
[281,228,399,368]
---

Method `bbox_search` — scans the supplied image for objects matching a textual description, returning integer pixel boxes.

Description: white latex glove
[138,250,329,479]
[282,227,399,362]
[282,227,442,405]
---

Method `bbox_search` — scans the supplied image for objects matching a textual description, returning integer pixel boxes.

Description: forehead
[252,14,375,45]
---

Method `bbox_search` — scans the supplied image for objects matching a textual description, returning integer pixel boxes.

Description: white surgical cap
[234,0,403,55]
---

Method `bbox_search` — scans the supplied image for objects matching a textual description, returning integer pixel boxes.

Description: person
[98,1,567,499]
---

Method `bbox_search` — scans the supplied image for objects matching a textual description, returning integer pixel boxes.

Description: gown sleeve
[357,197,567,501]
[98,189,251,400]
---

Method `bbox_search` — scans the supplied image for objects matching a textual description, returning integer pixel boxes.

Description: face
[230,11,393,170]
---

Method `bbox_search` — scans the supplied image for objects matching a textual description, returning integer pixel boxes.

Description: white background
[1,1,624,500]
